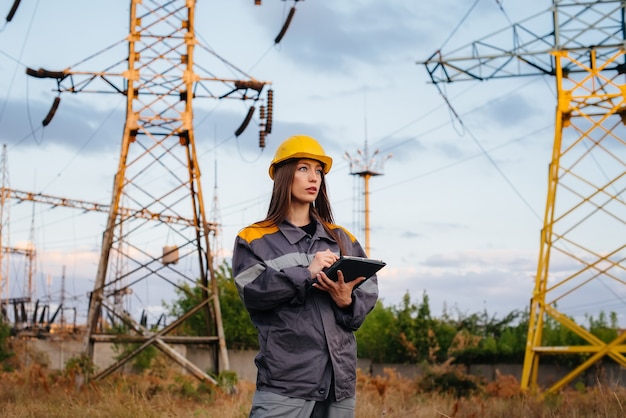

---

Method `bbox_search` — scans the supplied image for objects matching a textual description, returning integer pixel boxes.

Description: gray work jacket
[232,219,379,401]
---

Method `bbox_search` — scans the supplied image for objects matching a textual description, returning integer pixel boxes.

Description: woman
[232,134,379,418]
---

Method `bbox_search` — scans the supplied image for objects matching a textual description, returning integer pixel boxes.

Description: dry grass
[1,365,625,417]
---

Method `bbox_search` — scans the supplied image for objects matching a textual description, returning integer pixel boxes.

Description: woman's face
[291,158,323,205]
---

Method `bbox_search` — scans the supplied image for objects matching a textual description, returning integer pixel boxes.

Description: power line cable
[0,0,40,123]
[369,123,552,197]
[438,0,481,51]
[494,0,515,27]
[432,82,542,221]
[25,76,44,145]
[220,77,549,221]
[369,76,544,158]
[38,97,124,195]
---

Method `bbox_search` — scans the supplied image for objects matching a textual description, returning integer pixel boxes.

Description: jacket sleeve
[232,235,311,312]
[331,234,379,330]
[332,277,379,331]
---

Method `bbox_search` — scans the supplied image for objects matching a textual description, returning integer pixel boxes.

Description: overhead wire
[387,0,546,221]
[368,75,544,161]
[367,3,545,156]
[367,123,552,200]
[192,5,289,151]
[0,2,569,309]
[0,3,127,312]
[221,76,550,221]
[0,0,40,124]
[436,81,543,221]
[38,97,124,195]
[494,0,515,27]
[145,0,536,232]
[193,1,307,176]
[24,76,46,145]
[438,0,481,51]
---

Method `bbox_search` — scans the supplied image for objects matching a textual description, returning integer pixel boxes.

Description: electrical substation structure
[420,0,626,393]
[23,0,281,385]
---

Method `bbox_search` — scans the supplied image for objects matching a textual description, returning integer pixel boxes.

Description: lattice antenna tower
[210,141,223,272]
[0,145,10,315]
[344,90,391,257]
[24,1,286,384]
[344,140,391,257]
[419,0,626,393]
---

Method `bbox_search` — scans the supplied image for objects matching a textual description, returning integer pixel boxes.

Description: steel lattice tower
[27,0,274,384]
[421,0,626,393]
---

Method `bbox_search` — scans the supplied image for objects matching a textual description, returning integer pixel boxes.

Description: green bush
[0,320,15,370]
[417,363,483,398]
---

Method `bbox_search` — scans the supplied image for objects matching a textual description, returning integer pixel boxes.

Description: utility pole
[345,142,391,256]
[419,0,626,393]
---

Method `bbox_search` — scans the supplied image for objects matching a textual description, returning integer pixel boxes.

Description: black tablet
[323,255,386,283]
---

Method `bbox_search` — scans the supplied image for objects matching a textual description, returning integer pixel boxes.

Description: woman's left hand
[312,270,365,308]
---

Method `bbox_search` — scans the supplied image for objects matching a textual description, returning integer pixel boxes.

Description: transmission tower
[420,0,626,393]
[0,148,37,329]
[25,1,282,384]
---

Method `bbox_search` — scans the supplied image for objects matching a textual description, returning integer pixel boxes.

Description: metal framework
[26,1,274,384]
[420,0,626,393]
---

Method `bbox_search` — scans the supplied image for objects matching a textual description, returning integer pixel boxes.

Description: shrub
[417,362,484,398]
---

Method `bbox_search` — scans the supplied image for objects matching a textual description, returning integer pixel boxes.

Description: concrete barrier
[14,340,626,389]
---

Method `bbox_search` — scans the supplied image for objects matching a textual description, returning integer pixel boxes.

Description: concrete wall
[370,361,626,389]
[16,340,626,389]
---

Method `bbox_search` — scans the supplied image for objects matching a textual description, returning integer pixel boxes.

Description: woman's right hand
[307,249,339,278]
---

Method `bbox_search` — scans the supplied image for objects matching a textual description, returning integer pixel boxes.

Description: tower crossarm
[27,67,271,101]
[1,246,35,256]
[3,187,216,230]
[418,1,626,84]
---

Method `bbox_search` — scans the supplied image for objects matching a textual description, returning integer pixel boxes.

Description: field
[1,365,625,418]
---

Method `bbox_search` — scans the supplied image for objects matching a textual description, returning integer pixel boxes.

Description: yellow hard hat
[268,135,333,179]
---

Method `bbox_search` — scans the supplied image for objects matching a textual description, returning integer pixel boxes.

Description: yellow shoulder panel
[329,224,357,243]
[238,223,279,243]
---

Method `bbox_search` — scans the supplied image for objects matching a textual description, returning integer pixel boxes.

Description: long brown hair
[262,159,346,254]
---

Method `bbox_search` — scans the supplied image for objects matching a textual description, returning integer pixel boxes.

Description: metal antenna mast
[26,1,276,384]
[345,142,391,256]
[420,0,626,393]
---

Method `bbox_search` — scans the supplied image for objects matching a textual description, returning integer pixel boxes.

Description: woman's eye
[316,169,323,175]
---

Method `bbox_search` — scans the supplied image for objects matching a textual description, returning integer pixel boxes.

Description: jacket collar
[278,219,335,245]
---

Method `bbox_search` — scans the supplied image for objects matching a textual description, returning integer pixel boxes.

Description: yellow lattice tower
[522,47,626,392]
[420,0,626,392]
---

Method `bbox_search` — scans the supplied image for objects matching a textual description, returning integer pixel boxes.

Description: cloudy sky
[0,0,621,326]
